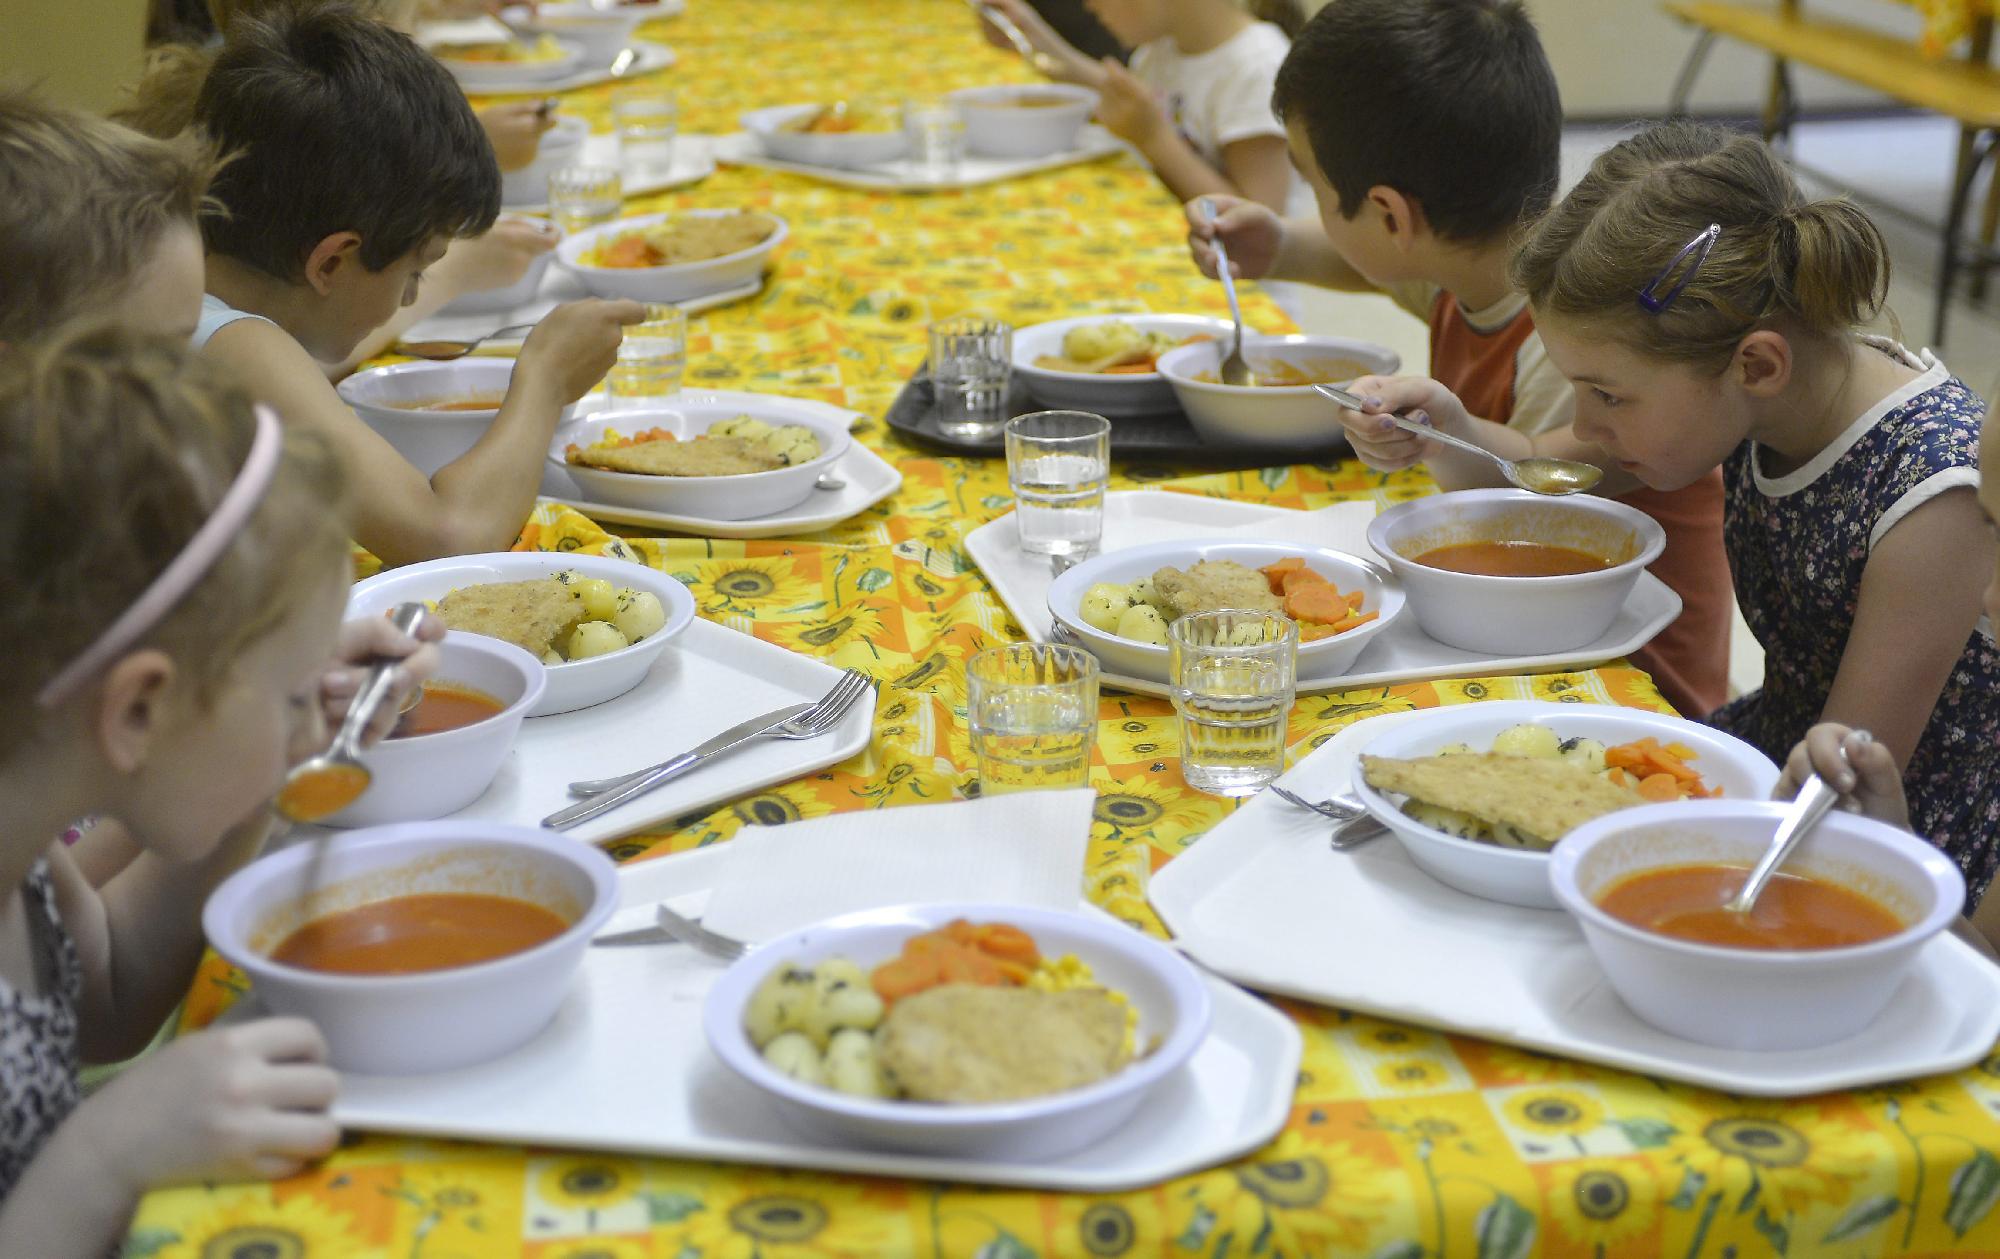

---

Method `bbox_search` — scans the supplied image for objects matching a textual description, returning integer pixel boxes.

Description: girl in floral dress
[1334,120,2000,907]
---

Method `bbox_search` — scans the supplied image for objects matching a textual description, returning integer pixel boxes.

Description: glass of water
[606,303,687,407]
[613,90,679,178]
[928,316,1012,439]
[1170,610,1298,797]
[546,165,623,234]
[967,643,1099,795]
[1005,409,1109,557]
[903,97,967,182]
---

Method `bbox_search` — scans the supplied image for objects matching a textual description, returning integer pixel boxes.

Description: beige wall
[0,0,150,113]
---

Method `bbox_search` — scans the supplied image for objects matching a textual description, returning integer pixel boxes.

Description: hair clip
[1636,223,1721,315]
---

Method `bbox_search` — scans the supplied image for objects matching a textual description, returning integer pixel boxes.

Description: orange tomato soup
[390,682,505,739]
[390,397,504,412]
[1596,863,1904,950]
[271,893,569,975]
[1411,540,1613,577]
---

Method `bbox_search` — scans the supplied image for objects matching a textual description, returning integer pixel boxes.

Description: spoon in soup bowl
[276,602,436,824]
[1724,770,1845,915]
[1315,383,1604,496]
[398,323,541,362]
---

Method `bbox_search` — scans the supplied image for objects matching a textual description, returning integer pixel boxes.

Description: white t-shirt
[1129,21,1289,167]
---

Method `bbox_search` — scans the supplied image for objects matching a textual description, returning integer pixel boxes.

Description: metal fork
[1267,784,1386,851]
[1268,785,1365,821]
[654,904,750,961]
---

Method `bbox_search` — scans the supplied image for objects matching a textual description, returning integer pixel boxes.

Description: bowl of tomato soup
[1550,801,1964,1051]
[337,359,581,477]
[205,821,617,1073]
[321,632,544,828]
[1156,333,1400,452]
[1367,489,1665,655]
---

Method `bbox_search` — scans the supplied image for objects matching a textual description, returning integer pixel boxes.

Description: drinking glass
[1004,410,1109,557]
[1170,610,1298,797]
[927,316,1012,439]
[613,90,679,177]
[546,165,623,234]
[606,303,687,407]
[903,97,967,182]
[967,643,1099,795]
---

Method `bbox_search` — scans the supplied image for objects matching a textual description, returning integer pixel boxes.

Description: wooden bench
[1665,0,2000,344]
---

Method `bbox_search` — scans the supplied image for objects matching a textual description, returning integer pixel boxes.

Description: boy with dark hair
[191,0,640,566]
[1188,0,1730,719]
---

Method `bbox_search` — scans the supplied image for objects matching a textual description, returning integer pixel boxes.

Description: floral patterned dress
[0,860,81,1200]
[1709,341,2000,905]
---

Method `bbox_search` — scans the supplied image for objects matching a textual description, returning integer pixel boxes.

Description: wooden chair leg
[1761,57,1796,149]
[1936,129,1997,349]
[1668,29,1717,116]
[1974,140,2000,303]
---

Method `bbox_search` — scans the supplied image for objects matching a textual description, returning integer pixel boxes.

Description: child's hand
[1185,195,1282,280]
[316,610,447,750]
[79,1019,340,1190]
[479,100,558,172]
[454,217,562,295]
[514,299,649,405]
[974,0,1095,83]
[1336,375,1472,473]
[1094,58,1169,148]
[1776,725,1910,830]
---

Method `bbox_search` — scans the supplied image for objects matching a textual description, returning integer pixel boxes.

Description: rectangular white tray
[502,132,719,213]
[965,490,1683,697]
[328,846,1302,1191]
[712,128,1128,192]
[1149,710,2000,1096]
[424,34,678,95]
[301,619,873,846]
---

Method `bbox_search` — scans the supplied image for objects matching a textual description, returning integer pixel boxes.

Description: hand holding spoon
[1200,198,1255,387]
[1315,383,1603,495]
[276,602,435,824]
[398,323,540,361]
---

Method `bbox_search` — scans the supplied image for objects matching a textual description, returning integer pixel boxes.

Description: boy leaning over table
[185,0,644,568]
[1183,0,1732,724]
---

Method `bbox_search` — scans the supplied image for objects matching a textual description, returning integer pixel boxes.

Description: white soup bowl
[1156,334,1400,451]
[337,359,578,478]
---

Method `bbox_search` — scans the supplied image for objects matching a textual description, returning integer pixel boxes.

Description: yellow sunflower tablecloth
[130,2,2000,1256]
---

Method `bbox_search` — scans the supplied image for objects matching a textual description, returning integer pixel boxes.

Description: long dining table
[128,2,2000,1255]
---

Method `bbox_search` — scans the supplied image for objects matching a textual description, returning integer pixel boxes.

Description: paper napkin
[698,788,1096,941]
[1217,499,1379,559]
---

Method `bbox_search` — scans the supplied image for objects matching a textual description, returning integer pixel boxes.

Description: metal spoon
[1314,384,1604,495]
[1199,198,1254,387]
[966,0,1063,76]
[606,47,640,78]
[275,603,434,824]
[398,323,540,361]
[814,473,846,491]
[1724,773,1841,915]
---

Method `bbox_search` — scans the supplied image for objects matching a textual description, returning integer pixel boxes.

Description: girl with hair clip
[0,327,439,1251]
[1335,120,2000,910]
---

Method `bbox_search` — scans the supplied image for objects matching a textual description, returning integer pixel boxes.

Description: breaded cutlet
[1151,559,1284,617]
[434,578,584,657]
[1360,752,1643,846]
[567,435,782,478]
[875,984,1131,1104]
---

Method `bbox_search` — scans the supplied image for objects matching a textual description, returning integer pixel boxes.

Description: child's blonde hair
[1511,120,1890,370]
[0,327,352,745]
[0,93,221,345]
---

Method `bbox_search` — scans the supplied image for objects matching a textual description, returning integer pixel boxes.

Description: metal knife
[541,702,814,831]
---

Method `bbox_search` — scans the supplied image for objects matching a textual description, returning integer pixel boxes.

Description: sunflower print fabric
[130,2,2000,1256]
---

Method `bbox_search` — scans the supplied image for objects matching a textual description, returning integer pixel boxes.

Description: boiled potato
[1403,800,1491,841]
[1492,822,1557,851]
[767,424,821,466]
[567,620,630,660]
[745,964,821,1047]
[561,576,618,621]
[1079,583,1132,633]
[1559,736,1609,774]
[1491,723,1561,760]
[711,415,773,441]
[1063,320,1144,364]
[1114,603,1169,644]
[824,1028,892,1098]
[612,589,667,643]
[800,959,883,1045]
[1126,574,1157,609]
[761,1032,826,1086]
[540,649,564,666]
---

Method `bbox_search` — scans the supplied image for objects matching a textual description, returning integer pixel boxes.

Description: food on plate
[1410,540,1614,577]
[1596,863,1905,950]
[389,682,507,738]
[270,893,569,974]
[1361,725,1724,850]
[778,101,900,134]
[997,91,1083,108]
[741,919,1141,1104]
[565,417,822,477]
[433,572,670,664]
[1078,558,1378,645]
[584,211,777,268]
[1192,357,1368,386]
[434,35,565,63]
[1032,321,1209,375]
[385,396,505,412]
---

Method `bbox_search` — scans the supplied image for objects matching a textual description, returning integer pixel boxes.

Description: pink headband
[36,405,284,710]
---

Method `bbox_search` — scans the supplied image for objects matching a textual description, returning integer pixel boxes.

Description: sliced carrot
[1102,360,1159,374]
[971,923,1040,965]
[1346,590,1366,612]
[1285,582,1351,623]
[1260,557,1306,595]
[1636,772,1683,802]
[1281,567,1335,596]
[871,954,942,1003]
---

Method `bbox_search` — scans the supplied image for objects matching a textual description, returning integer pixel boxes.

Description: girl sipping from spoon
[0,327,433,1252]
[1341,121,2000,912]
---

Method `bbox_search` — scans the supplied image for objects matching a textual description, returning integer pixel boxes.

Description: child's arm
[1184,197,1373,291]
[1775,724,1909,829]
[1095,60,1288,210]
[203,298,642,566]
[0,1019,338,1255]
[1818,488,1993,770]
[976,0,1110,87]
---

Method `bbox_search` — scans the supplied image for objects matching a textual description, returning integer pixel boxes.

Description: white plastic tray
[712,127,1127,192]
[965,490,1683,697]
[326,845,1302,1190]
[1150,710,2000,1096]
[503,132,718,212]
[429,37,678,94]
[298,619,872,846]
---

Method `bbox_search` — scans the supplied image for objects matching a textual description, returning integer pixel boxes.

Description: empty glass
[927,316,1012,439]
[546,165,623,234]
[1170,610,1298,797]
[967,643,1099,795]
[606,303,687,407]
[613,90,680,177]
[903,97,967,182]
[1004,410,1109,557]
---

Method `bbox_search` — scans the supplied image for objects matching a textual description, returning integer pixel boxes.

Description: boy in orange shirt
[1188,0,1730,716]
